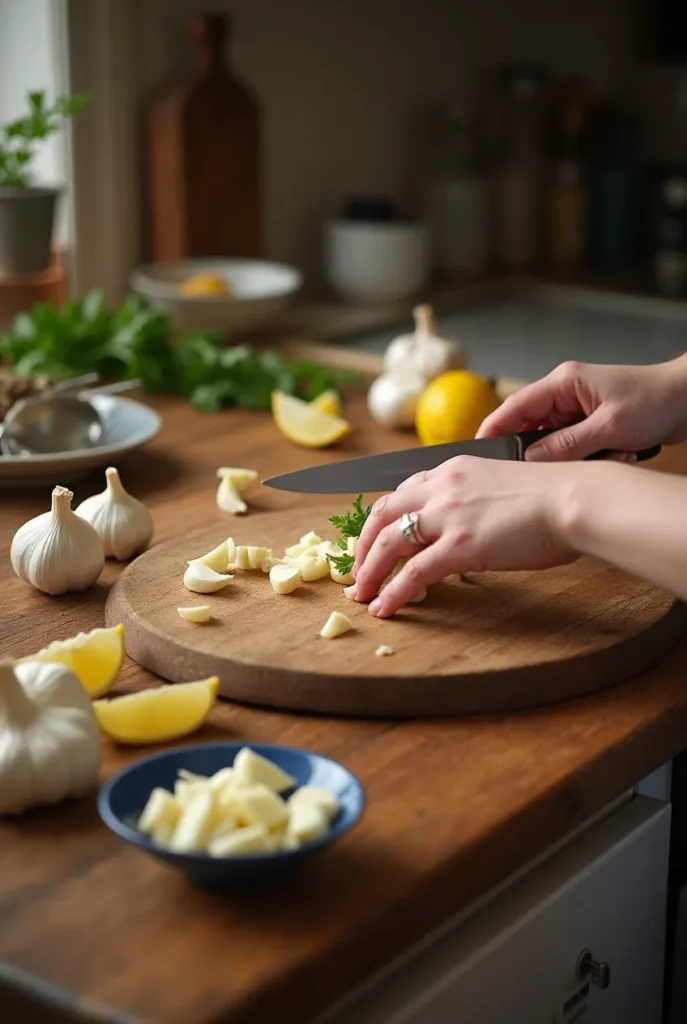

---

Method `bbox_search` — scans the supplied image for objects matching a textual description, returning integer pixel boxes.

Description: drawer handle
[576,948,611,990]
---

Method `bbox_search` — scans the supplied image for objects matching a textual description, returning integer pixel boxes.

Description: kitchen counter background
[334,283,687,383]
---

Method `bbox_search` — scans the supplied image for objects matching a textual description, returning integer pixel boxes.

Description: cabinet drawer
[318,796,670,1024]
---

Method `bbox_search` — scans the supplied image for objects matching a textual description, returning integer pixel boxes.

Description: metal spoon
[0,379,142,457]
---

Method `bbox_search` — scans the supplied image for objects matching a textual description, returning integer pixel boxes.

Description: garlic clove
[320,611,353,639]
[75,467,153,561]
[216,467,258,515]
[11,485,105,596]
[367,371,426,428]
[269,564,301,595]
[177,605,212,623]
[183,561,232,594]
[375,644,395,657]
[192,541,231,574]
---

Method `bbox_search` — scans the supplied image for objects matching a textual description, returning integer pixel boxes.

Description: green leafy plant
[0,289,361,412]
[328,495,372,575]
[0,90,91,188]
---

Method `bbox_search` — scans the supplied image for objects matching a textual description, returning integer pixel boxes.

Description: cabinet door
[319,797,670,1024]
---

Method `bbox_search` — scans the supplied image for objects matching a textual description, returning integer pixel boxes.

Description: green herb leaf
[329,494,372,538]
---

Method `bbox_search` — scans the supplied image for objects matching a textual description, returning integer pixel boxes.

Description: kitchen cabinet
[317,795,670,1024]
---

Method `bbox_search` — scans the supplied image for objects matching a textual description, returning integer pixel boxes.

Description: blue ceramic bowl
[98,741,365,889]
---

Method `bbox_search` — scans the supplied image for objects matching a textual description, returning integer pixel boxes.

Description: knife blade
[262,430,662,495]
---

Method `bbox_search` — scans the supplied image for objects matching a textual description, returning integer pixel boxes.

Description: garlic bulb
[383,305,464,381]
[367,372,426,428]
[0,660,101,814]
[10,485,105,595]
[75,467,153,560]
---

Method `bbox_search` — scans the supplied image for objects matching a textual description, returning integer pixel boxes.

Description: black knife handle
[516,429,661,464]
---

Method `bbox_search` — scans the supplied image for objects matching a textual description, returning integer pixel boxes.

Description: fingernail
[368,598,381,616]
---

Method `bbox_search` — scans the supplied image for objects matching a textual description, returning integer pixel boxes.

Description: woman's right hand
[477,356,687,461]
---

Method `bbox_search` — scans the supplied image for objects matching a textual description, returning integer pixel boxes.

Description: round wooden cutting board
[105,507,686,717]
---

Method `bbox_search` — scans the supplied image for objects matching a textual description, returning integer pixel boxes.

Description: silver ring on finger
[399,510,426,549]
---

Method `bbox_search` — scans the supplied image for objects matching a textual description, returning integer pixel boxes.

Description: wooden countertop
[1,395,687,1024]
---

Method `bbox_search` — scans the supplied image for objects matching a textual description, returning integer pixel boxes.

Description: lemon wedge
[18,624,125,700]
[272,391,351,448]
[93,677,219,745]
[310,389,343,418]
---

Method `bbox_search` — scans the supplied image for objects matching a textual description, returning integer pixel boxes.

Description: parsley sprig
[327,494,372,575]
[0,289,361,413]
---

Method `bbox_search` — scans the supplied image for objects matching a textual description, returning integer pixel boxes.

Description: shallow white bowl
[130,258,303,334]
[0,394,161,488]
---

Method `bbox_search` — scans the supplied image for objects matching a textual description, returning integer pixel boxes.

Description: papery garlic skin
[0,660,101,814]
[383,304,464,382]
[75,467,153,561]
[367,372,425,428]
[10,486,105,596]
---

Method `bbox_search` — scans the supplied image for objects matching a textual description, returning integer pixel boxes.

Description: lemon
[272,390,351,448]
[310,389,343,418]
[179,272,231,297]
[93,677,219,745]
[19,624,126,700]
[415,371,501,446]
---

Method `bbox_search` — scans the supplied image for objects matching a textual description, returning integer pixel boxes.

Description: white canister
[324,219,429,304]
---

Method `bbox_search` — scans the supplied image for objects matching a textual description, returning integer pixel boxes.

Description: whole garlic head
[367,372,426,428]
[10,485,105,596]
[0,659,101,814]
[383,305,464,381]
[75,467,153,561]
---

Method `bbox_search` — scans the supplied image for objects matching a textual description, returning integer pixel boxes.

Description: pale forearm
[561,463,687,600]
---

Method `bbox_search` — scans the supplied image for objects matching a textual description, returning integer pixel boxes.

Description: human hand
[477,357,687,461]
[351,455,581,617]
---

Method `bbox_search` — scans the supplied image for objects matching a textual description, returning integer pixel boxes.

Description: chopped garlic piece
[233,784,289,832]
[410,587,427,603]
[216,467,258,515]
[233,746,296,793]
[177,605,211,623]
[169,790,215,853]
[343,584,357,600]
[192,540,231,573]
[375,644,395,658]
[287,802,329,844]
[231,544,272,570]
[320,610,353,639]
[138,787,180,835]
[183,561,232,594]
[288,786,341,822]
[269,564,301,595]
[346,536,358,556]
[299,531,322,546]
[209,824,274,858]
[330,563,355,585]
[284,541,312,559]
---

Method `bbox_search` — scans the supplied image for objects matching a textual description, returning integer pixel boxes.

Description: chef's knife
[262,430,662,495]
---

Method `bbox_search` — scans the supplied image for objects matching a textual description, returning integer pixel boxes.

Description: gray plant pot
[0,186,61,274]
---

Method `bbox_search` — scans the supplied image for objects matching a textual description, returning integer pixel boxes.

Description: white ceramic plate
[0,394,161,487]
[129,258,303,334]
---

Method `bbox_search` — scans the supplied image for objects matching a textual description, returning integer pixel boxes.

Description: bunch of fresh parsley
[0,289,360,412]
[327,495,372,575]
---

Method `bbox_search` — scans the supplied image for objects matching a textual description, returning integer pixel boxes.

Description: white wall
[0,0,64,186]
[135,0,637,283]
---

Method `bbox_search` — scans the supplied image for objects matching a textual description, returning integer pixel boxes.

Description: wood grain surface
[107,511,686,717]
[1,394,687,1024]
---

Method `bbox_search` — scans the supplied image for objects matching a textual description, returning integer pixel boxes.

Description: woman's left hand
[352,455,581,617]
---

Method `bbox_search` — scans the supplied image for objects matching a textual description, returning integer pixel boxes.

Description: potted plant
[0,89,91,275]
